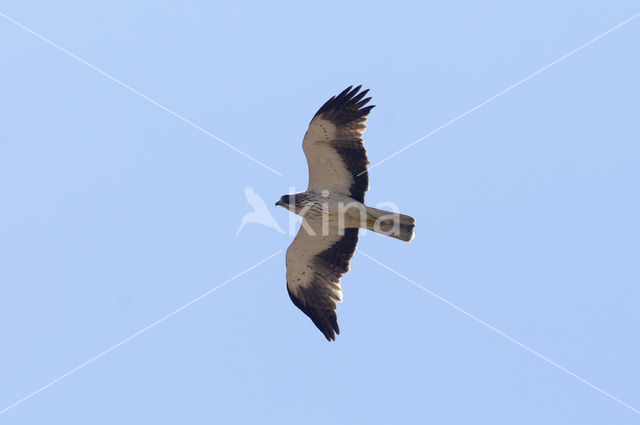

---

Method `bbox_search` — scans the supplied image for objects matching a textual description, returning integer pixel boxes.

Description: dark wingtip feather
[355,96,372,109]
[336,85,353,100]
[314,312,339,342]
[314,85,375,125]
[350,89,369,106]
[287,286,340,342]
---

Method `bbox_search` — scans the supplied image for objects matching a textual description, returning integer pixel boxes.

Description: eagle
[276,86,415,341]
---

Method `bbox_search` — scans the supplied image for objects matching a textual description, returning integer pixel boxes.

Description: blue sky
[2,1,640,424]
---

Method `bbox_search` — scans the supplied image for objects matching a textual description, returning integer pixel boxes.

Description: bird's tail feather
[364,206,415,242]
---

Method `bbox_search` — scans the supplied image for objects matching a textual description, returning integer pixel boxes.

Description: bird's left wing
[286,220,359,341]
[302,86,374,203]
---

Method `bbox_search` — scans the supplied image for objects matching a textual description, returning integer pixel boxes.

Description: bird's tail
[364,206,415,242]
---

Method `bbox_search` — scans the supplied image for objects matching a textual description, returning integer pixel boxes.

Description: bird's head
[275,194,292,208]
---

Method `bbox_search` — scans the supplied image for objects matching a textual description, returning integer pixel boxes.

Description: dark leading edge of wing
[314,85,374,203]
[287,228,360,341]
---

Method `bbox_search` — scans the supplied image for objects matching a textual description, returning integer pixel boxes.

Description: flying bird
[276,86,415,341]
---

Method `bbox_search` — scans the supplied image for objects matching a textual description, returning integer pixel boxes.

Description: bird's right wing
[286,220,359,341]
[301,86,374,203]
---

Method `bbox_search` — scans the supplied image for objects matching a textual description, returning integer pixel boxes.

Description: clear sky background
[2,1,640,424]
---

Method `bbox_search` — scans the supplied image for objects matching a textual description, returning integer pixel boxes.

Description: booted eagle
[276,86,415,341]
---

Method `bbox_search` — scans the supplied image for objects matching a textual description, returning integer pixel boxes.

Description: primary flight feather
[276,86,415,341]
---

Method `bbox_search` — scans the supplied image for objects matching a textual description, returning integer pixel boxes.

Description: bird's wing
[302,86,374,203]
[286,220,359,341]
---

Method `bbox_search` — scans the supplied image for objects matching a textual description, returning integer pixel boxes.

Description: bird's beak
[275,200,282,207]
